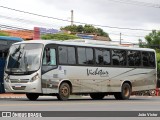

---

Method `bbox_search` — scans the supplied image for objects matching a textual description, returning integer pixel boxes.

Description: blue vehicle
[0,36,23,93]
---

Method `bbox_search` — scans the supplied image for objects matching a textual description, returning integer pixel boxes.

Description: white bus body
[4,40,157,100]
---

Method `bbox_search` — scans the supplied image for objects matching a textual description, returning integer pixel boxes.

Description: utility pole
[71,10,74,26]
[120,33,122,45]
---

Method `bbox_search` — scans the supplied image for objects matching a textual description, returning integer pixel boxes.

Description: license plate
[14,84,22,88]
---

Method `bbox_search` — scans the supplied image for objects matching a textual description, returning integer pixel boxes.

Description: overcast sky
[0,0,160,43]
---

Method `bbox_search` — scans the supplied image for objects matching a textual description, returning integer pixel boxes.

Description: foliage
[41,33,80,40]
[0,31,9,36]
[143,30,160,78]
[83,24,96,34]
[156,50,160,78]
[61,24,109,37]
[157,58,160,79]
[145,30,160,48]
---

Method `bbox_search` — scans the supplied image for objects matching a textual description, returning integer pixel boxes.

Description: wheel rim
[60,85,69,97]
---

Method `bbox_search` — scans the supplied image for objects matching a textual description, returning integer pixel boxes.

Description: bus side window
[128,51,141,67]
[112,50,120,65]
[95,48,104,65]
[59,46,76,65]
[142,52,149,67]
[142,51,155,67]
[78,47,93,65]
[149,52,155,67]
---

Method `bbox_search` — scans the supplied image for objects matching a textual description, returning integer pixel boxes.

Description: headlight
[30,73,39,82]
[4,75,10,82]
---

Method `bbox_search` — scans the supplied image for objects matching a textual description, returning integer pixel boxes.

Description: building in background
[33,27,59,40]
[0,27,60,40]
[1,30,34,40]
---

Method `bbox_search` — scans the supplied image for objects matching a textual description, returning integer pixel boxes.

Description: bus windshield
[6,43,43,73]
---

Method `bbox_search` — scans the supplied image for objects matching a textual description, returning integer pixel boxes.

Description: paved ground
[0,94,160,120]
[0,96,158,111]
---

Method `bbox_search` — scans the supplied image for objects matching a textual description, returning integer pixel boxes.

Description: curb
[0,94,26,99]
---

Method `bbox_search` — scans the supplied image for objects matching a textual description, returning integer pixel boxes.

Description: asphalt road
[0,95,160,120]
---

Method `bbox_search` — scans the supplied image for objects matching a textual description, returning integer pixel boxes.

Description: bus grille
[10,79,29,83]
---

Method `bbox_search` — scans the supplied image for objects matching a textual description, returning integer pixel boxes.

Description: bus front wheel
[26,93,39,101]
[90,93,105,100]
[114,83,131,100]
[57,82,70,101]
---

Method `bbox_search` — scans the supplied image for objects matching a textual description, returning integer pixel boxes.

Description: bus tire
[90,93,105,100]
[26,93,39,101]
[114,83,131,100]
[57,82,70,101]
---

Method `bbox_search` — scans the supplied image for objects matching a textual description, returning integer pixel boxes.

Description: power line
[109,32,145,38]
[0,5,153,32]
[121,33,145,38]
[0,24,32,31]
[107,0,160,8]
[0,15,56,27]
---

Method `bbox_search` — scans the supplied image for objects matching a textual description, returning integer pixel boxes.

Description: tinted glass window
[148,52,155,67]
[128,51,141,66]
[142,52,155,67]
[78,48,86,64]
[78,47,94,65]
[58,46,76,64]
[68,47,76,64]
[95,48,110,65]
[95,49,103,65]
[112,49,126,66]
[103,50,110,65]
[86,48,94,64]
[59,46,67,64]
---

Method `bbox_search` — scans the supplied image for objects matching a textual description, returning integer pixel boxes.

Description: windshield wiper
[24,51,29,73]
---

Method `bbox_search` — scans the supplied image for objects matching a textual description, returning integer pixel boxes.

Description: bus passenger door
[41,45,57,94]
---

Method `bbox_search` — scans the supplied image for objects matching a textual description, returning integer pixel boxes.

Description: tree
[145,30,160,48]
[77,25,83,33]
[143,30,160,79]
[41,33,79,40]
[60,25,78,33]
[61,24,109,37]
[83,24,96,33]
[156,51,160,78]
[96,28,109,37]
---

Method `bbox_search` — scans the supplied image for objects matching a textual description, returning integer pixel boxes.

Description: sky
[0,0,160,43]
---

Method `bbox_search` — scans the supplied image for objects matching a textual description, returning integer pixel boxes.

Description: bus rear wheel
[90,93,105,100]
[26,93,39,101]
[114,83,131,100]
[57,82,70,101]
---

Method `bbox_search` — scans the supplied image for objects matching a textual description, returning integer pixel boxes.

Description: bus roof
[13,39,155,52]
[0,36,23,41]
